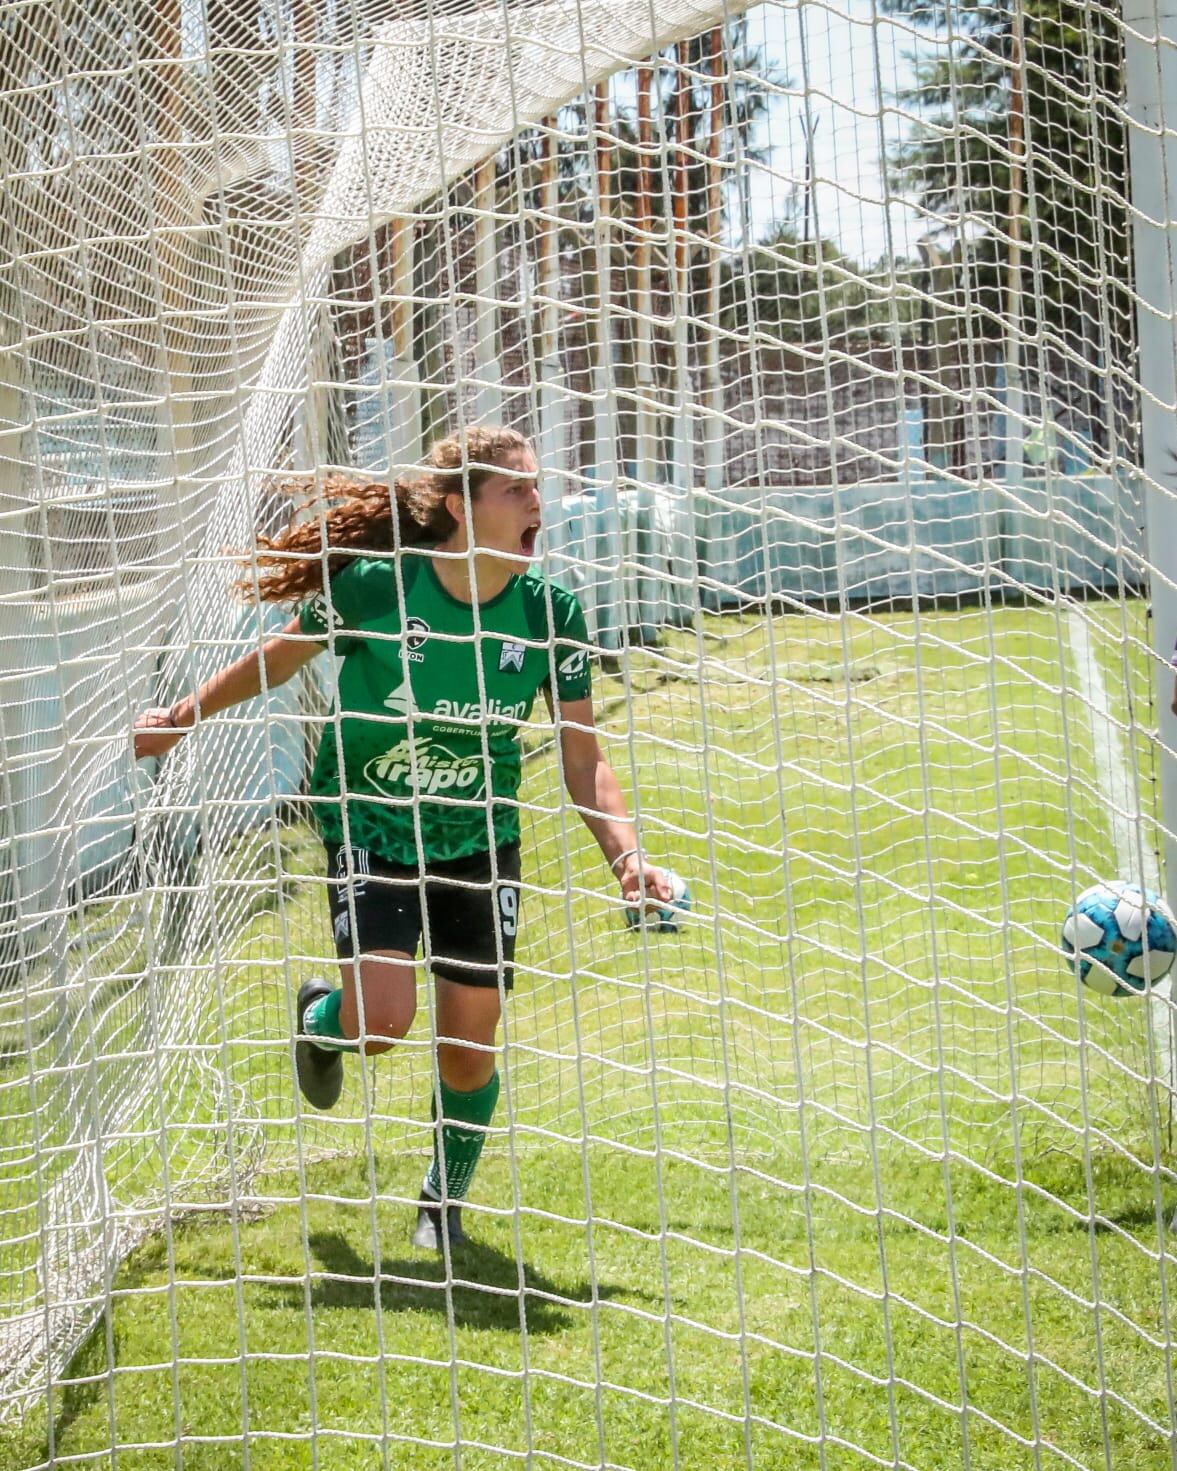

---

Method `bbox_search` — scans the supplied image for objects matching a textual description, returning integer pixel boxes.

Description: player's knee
[366,1000,416,1048]
[359,1035,398,1056]
[437,1039,496,1091]
[340,987,416,1048]
[351,1013,413,1054]
[376,1001,416,1045]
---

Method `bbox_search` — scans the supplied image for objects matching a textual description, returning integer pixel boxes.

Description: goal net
[2,0,1177,1462]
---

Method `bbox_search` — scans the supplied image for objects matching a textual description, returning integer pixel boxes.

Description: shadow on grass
[261,1230,647,1335]
[41,1312,118,1461]
[1086,1200,1174,1235]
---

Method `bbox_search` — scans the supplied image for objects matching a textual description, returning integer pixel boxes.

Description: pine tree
[883,0,1132,458]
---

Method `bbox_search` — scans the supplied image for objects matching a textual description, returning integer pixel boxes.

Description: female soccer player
[134,425,672,1250]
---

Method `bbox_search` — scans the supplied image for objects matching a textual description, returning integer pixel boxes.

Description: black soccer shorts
[323,842,521,990]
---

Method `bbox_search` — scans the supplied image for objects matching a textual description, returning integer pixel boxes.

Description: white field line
[1066,604,1173,1095]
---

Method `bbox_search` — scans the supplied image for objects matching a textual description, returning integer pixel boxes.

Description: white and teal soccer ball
[1061,882,1177,996]
[625,871,691,934]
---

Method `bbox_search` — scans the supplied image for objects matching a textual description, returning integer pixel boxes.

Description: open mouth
[520,523,540,558]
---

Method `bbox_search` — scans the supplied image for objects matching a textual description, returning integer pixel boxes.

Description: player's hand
[615,853,673,910]
[132,707,185,761]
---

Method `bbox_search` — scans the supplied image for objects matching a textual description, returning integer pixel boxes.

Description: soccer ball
[1061,882,1177,996]
[625,871,691,934]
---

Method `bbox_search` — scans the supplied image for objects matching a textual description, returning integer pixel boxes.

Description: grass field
[3,599,1177,1470]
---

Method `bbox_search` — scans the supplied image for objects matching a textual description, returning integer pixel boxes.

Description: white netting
[1,0,1176,1461]
[0,0,722,1410]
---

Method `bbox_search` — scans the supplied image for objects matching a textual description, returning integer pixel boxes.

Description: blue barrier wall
[696,473,1146,608]
[552,472,1146,641]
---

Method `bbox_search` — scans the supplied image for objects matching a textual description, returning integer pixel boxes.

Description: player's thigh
[327,845,422,959]
[424,844,521,991]
[326,843,423,1041]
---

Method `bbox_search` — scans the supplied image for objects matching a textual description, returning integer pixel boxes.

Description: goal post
[1126,0,1177,915]
[2,0,1177,1463]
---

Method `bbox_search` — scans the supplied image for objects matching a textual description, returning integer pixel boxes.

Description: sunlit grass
[4,599,1175,1470]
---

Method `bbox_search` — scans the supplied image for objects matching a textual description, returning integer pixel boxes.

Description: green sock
[303,989,358,1052]
[424,1071,500,1203]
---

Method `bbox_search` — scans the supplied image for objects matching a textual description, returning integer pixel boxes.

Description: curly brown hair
[240,425,531,604]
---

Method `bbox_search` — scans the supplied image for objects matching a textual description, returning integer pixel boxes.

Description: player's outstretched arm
[554,695,672,908]
[133,615,320,760]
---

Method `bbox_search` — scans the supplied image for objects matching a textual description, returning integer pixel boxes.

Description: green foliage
[719,228,914,355]
[504,19,781,232]
[884,0,1132,384]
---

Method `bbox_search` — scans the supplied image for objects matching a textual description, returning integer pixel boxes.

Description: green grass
[5,1147,1177,1470]
[3,600,1177,1470]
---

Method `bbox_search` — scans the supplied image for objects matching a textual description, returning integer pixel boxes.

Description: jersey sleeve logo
[305,592,339,631]
[557,648,587,679]
[498,640,527,673]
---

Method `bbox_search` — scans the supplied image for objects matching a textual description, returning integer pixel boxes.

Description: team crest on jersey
[498,640,526,673]
[404,617,430,663]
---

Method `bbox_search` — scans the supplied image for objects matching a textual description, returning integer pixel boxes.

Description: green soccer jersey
[298,554,592,865]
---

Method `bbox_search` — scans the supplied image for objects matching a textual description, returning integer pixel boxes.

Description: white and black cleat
[294,978,344,1110]
[412,1192,467,1251]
